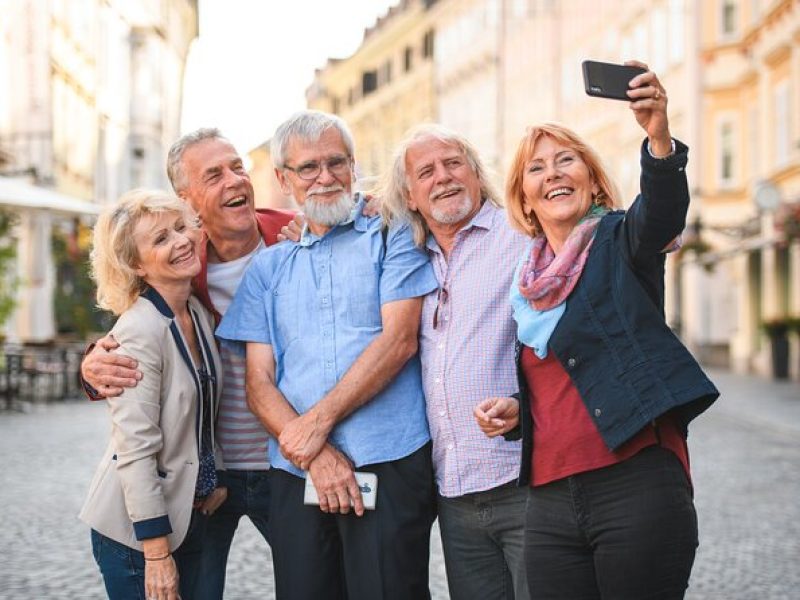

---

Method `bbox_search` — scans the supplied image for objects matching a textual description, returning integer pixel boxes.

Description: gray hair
[166,127,229,192]
[270,110,355,168]
[380,123,502,247]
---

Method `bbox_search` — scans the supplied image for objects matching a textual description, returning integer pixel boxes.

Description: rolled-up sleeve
[380,222,438,305]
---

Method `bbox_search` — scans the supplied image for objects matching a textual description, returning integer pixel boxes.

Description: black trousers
[269,442,436,600]
[524,445,698,600]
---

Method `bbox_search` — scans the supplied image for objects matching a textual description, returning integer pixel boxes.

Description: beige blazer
[79,290,222,552]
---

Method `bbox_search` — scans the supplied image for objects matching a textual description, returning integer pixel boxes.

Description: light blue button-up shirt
[216,197,437,477]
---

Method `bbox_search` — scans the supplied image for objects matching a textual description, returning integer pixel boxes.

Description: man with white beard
[216,110,439,600]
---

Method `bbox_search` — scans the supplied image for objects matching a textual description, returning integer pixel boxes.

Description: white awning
[0,175,101,215]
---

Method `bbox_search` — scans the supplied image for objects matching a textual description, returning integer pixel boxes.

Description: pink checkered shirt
[421,201,528,497]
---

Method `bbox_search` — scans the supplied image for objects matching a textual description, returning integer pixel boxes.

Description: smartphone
[582,60,646,101]
[304,471,378,510]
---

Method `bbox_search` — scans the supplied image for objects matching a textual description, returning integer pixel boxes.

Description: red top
[192,208,295,324]
[521,345,690,487]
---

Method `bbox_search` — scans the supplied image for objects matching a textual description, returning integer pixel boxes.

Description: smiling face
[404,136,482,230]
[521,135,599,244]
[179,138,256,243]
[274,128,355,230]
[133,211,201,289]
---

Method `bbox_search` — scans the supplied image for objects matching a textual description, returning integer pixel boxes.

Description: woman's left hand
[625,61,672,155]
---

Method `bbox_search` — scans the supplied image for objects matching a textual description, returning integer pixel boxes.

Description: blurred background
[0,0,798,403]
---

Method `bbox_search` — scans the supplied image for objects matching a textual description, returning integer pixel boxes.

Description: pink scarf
[518,206,609,310]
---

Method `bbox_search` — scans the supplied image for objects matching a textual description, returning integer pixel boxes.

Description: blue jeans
[437,481,528,600]
[524,445,698,600]
[91,509,207,600]
[196,469,271,600]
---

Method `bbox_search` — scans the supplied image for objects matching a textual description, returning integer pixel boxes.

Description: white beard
[431,193,475,225]
[302,191,355,227]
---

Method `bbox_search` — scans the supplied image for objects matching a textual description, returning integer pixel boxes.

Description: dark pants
[437,482,528,600]
[91,509,207,600]
[196,469,271,600]
[269,443,436,600]
[524,446,698,600]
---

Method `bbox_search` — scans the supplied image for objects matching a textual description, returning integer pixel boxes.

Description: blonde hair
[90,189,199,315]
[505,123,620,237]
[380,124,502,247]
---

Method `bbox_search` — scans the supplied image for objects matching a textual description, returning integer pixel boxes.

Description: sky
[181,0,400,155]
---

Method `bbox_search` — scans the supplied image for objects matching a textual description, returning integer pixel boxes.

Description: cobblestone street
[0,368,797,599]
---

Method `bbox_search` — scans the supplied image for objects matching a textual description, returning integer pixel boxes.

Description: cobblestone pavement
[0,368,797,599]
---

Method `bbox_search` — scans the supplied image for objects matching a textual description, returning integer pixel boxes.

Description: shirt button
[594,408,602,418]
[435,378,441,383]
[439,410,446,417]
[438,344,444,350]
[447,443,454,450]
[567,357,577,368]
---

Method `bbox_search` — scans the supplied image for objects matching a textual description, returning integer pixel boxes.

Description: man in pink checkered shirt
[381,124,529,600]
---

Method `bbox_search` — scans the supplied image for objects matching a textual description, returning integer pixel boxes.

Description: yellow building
[307,0,439,187]
[306,0,799,379]
[695,0,800,378]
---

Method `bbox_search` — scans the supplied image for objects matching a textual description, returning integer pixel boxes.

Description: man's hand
[307,444,364,516]
[474,397,520,437]
[361,194,381,216]
[82,334,142,397]
[198,486,228,517]
[279,409,332,471]
[277,212,304,243]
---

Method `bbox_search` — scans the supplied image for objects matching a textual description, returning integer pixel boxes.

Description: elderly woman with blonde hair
[475,62,718,598]
[80,189,223,600]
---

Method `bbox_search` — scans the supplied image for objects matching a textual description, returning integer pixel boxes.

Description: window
[381,59,392,85]
[404,46,413,72]
[362,70,378,96]
[721,0,737,38]
[422,30,434,59]
[669,0,685,64]
[718,119,735,186]
[748,106,759,179]
[774,81,791,168]
[651,7,667,73]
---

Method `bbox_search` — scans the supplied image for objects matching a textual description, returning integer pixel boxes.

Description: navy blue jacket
[510,139,719,486]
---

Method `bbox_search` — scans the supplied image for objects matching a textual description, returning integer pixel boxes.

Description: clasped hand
[278,410,330,471]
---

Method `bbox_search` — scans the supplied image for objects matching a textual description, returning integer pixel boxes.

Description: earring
[524,212,533,225]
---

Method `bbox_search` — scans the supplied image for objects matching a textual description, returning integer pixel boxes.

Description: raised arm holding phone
[475,61,719,599]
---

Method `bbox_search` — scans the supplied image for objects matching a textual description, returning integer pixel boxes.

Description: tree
[0,207,18,330]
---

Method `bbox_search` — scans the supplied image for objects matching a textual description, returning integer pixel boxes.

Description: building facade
[307,0,439,186]
[307,0,799,379]
[0,0,197,342]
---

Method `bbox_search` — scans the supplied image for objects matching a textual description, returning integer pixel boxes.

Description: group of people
[79,61,718,600]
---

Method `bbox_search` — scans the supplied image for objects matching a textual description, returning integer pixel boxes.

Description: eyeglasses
[432,286,449,329]
[282,155,352,181]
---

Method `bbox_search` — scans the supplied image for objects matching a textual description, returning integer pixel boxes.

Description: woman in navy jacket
[475,62,718,599]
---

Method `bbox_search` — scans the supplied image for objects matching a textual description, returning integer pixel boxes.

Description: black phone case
[582,60,646,101]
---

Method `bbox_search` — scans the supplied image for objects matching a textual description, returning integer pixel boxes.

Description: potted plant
[762,318,790,379]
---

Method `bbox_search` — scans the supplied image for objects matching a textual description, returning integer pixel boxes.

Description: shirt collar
[424,198,496,252]
[298,193,365,247]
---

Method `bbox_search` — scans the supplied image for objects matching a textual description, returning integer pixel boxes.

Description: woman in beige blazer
[80,189,223,600]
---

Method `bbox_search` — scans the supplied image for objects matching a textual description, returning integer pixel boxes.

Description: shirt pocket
[345,265,382,328]
[272,280,299,347]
